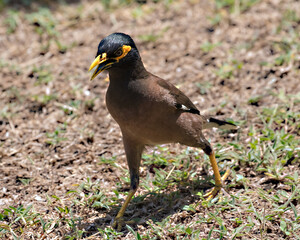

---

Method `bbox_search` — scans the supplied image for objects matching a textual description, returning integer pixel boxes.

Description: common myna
[89,33,236,230]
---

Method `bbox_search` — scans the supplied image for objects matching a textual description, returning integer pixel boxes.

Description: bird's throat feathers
[108,58,148,82]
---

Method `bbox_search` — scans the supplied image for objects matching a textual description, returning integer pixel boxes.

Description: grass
[32,93,57,105]
[31,65,53,86]
[45,124,68,146]
[214,0,260,14]
[3,7,69,53]
[24,8,67,53]
[138,27,169,43]
[209,0,260,25]
[216,59,243,80]
[97,93,297,239]
[200,41,221,53]
[1,92,299,239]
[4,10,19,33]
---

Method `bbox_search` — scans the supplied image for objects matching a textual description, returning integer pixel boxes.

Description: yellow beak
[88,53,111,81]
[88,45,132,81]
[89,55,101,72]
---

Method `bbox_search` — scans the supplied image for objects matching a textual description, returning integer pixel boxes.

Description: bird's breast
[105,84,173,143]
[105,81,203,146]
[106,84,146,126]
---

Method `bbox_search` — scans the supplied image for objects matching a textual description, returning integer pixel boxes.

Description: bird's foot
[204,169,230,201]
[112,217,135,231]
[203,185,222,201]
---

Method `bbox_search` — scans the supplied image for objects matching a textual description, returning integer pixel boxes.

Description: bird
[88,32,236,230]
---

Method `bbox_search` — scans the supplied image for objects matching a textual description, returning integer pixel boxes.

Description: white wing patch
[180,104,190,111]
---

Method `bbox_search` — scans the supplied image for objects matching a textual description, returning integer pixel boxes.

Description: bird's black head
[89,33,141,80]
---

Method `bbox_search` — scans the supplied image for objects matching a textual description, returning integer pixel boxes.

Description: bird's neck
[108,59,148,83]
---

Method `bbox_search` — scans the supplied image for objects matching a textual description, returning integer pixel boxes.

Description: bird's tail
[203,117,237,130]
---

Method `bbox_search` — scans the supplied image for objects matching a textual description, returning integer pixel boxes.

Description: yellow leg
[203,152,230,200]
[112,189,136,231]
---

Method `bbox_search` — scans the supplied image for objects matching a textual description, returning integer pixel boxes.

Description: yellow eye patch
[115,45,131,61]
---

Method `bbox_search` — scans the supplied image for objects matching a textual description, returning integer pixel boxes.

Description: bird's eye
[115,49,123,57]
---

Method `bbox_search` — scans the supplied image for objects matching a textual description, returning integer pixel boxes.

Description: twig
[166,165,176,180]
[85,231,101,239]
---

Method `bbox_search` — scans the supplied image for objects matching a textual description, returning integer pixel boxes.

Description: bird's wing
[156,78,200,115]
[203,117,237,130]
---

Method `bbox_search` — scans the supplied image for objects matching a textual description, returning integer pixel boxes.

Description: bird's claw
[112,217,135,231]
[204,185,222,200]
[112,216,125,231]
[204,169,231,201]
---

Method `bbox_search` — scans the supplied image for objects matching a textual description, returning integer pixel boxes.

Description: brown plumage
[89,33,236,230]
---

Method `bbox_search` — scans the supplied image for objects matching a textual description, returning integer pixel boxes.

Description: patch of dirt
[0,0,299,239]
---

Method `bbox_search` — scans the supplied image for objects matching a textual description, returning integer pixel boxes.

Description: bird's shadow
[76,176,219,237]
